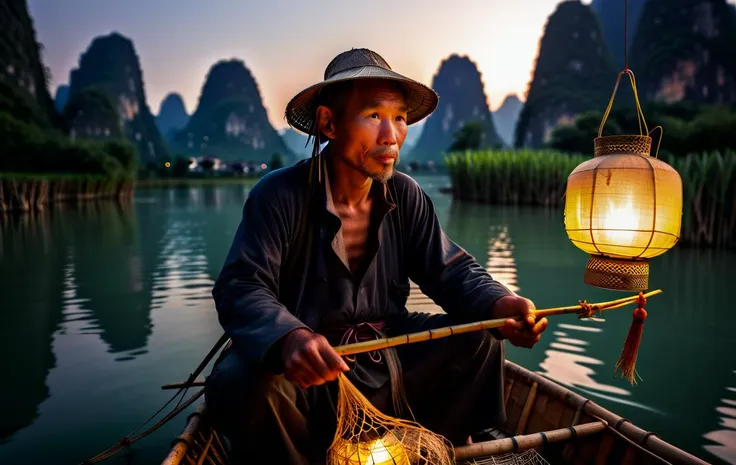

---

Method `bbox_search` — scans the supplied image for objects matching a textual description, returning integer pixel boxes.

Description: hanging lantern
[564,70,683,292]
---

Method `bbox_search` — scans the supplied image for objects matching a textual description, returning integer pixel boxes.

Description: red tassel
[615,292,647,385]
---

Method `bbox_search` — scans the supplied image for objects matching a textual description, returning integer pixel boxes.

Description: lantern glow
[564,134,683,291]
[336,432,410,465]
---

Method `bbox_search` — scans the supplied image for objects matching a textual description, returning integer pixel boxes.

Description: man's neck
[326,150,373,209]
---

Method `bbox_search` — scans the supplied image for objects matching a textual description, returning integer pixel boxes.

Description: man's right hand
[281,328,350,388]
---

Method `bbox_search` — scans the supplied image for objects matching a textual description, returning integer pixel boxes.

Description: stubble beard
[365,153,400,184]
[339,150,400,183]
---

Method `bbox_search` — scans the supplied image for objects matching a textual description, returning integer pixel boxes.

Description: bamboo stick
[333,290,662,357]
[162,380,206,390]
[453,421,608,460]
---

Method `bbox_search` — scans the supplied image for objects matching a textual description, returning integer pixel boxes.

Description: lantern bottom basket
[584,255,649,291]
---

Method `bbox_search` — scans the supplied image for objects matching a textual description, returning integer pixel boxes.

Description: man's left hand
[492,295,548,348]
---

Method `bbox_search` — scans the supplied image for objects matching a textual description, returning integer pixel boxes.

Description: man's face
[324,80,408,183]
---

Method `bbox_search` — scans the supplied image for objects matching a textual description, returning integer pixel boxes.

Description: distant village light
[164,161,171,168]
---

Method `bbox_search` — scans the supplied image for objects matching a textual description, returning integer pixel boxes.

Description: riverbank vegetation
[445,149,735,248]
[0,81,137,213]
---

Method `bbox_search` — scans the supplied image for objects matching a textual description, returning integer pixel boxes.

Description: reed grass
[445,149,736,248]
[666,151,736,248]
[0,172,134,213]
[445,149,586,206]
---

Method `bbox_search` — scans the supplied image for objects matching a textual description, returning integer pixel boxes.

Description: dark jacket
[212,156,513,381]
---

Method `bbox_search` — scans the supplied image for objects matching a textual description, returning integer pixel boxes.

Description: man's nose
[378,119,397,146]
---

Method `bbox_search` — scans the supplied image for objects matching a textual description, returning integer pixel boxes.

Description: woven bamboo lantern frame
[563,70,683,291]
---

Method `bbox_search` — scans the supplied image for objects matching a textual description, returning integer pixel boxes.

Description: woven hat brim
[285,66,439,135]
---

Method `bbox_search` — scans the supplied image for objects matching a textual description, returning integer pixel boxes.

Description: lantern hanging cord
[624,0,629,71]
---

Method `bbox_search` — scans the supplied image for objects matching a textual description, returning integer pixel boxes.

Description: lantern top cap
[594,134,652,158]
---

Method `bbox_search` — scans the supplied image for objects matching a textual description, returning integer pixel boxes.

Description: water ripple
[703,370,736,464]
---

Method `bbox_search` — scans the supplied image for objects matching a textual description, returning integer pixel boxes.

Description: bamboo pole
[160,291,661,392]
[333,290,662,357]
[453,421,608,460]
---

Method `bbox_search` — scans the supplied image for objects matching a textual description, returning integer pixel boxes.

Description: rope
[79,334,229,464]
[81,389,205,464]
[625,0,629,71]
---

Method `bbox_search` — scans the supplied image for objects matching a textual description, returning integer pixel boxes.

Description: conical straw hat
[285,48,439,136]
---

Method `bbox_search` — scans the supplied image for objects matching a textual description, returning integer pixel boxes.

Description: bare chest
[334,201,373,273]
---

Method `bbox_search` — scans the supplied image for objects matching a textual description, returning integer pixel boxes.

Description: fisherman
[204,48,548,464]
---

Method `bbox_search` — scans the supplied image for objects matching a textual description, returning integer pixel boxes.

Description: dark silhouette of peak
[156,93,189,142]
[515,0,616,148]
[492,94,523,148]
[0,0,61,128]
[175,59,295,163]
[629,0,736,105]
[409,54,502,164]
[591,0,647,69]
[68,31,169,164]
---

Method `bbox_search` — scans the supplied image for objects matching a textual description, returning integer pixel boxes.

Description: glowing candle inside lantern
[601,199,639,247]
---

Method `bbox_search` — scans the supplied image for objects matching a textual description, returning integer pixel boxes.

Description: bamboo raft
[160,359,708,465]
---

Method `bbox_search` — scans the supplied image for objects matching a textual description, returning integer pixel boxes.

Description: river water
[0,175,734,465]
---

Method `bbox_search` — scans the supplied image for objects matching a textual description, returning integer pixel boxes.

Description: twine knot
[327,320,388,364]
[577,300,602,319]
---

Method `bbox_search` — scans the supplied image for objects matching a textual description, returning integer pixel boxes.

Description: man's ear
[316,106,336,140]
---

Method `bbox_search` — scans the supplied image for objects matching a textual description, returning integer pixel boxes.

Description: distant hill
[629,0,736,105]
[68,32,169,164]
[156,93,189,142]
[54,85,69,113]
[0,0,60,128]
[492,94,523,148]
[515,0,616,148]
[409,54,502,164]
[280,127,312,159]
[591,0,646,69]
[173,59,295,163]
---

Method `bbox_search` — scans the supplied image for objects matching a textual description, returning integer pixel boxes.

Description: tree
[270,152,284,171]
[448,122,484,152]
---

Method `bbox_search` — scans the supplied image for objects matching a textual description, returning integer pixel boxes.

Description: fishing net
[327,373,455,465]
[460,450,550,465]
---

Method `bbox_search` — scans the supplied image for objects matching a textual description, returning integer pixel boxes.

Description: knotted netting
[327,373,455,465]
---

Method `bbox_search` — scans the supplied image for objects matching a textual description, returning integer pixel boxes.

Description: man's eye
[371,113,379,119]
[396,116,406,122]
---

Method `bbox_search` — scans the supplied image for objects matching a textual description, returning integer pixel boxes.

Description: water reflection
[485,225,520,293]
[536,322,640,402]
[151,220,216,311]
[703,370,736,464]
[0,213,65,444]
[68,202,160,355]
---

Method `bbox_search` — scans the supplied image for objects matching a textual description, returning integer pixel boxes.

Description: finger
[530,318,548,335]
[504,319,525,331]
[320,345,350,375]
[525,315,536,329]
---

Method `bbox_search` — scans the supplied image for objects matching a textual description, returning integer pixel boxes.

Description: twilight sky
[29,0,595,130]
